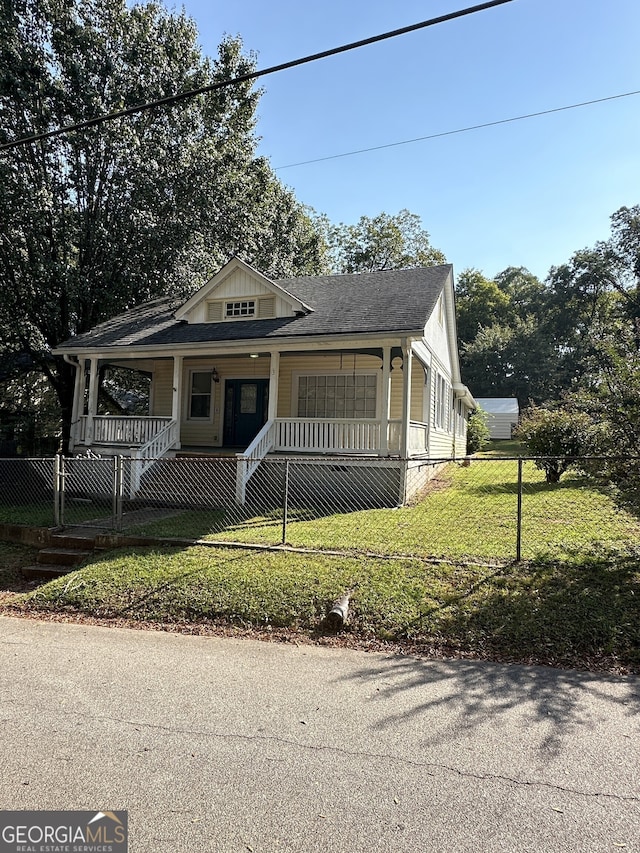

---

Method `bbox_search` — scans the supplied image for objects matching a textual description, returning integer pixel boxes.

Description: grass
[0,500,110,528]
[3,441,639,672]
[7,543,639,672]
[124,458,640,562]
[0,503,57,528]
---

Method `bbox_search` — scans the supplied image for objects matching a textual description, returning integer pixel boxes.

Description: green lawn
[3,448,639,672]
[125,459,640,562]
[10,543,639,672]
[0,503,56,528]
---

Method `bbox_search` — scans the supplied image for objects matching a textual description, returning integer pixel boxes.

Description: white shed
[475,398,520,440]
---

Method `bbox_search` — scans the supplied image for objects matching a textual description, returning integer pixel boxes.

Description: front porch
[67,340,460,504]
[73,414,432,504]
[75,414,432,458]
[75,415,427,458]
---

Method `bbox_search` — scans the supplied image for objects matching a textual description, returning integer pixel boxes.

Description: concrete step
[22,564,78,580]
[37,548,92,566]
[50,533,98,550]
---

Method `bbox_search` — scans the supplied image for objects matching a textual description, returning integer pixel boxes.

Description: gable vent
[258,296,276,319]
[207,301,223,322]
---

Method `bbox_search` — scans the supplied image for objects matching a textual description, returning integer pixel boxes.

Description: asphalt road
[1,615,639,852]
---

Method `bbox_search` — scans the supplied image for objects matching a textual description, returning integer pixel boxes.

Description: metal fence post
[53,453,61,527]
[112,455,124,531]
[282,459,290,545]
[516,457,523,561]
[116,455,125,531]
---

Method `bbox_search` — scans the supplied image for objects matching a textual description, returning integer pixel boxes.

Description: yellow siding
[180,356,269,446]
[151,360,173,417]
[411,363,425,422]
[278,353,383,417]
[389,368,403,420]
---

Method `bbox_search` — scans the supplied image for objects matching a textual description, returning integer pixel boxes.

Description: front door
[223,379,269,447]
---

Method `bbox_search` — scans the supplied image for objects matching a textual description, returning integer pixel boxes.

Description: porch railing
[78,415,174,446]
[130,419,179,498]
[274,418,382,454]
[235,420,277,504]
[235,418,409,504]
[408,421,429,454]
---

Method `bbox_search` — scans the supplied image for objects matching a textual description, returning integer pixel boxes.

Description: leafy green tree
[0,0,324,452]
[608,205,640,333]
[455,268,511,345]
[319,209,445,274]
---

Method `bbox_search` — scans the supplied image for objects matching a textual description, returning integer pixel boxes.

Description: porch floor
[175,446,242,457]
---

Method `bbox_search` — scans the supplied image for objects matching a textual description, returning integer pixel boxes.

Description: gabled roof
[174,256,313,321]
[56,263,454,352]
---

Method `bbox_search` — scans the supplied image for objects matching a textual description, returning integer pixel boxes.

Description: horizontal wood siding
[181,356,269,446]
[411,363,425,422]
[427,353,455,458]
[454,429,468,458]
[151,360,173,417]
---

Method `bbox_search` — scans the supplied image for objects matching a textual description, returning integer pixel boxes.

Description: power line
[1,0,513,152]
[275,89,640,170]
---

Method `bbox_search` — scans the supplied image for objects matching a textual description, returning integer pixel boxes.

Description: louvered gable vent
[258,296,276,318]
[206,301,223,322]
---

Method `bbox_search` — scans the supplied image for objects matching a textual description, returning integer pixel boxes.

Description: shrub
[514,405,595,483]
[466,407,491,454]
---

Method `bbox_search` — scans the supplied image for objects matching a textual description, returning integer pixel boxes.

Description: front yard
[4,543,638,673]
[1,444,639,672]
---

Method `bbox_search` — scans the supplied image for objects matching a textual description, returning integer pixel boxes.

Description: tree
[0,0,325,452]
[319,209,445,274]
[455,268,511,346]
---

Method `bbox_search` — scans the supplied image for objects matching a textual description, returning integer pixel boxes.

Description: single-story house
[54,257,475,503]
[474,397,520,439]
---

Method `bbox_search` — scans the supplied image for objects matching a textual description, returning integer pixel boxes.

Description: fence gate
[57,455,121,530]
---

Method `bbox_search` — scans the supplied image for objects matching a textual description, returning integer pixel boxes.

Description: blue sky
[180,0,639,281]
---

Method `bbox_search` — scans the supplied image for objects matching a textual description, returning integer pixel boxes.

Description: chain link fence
[1,455,639,561]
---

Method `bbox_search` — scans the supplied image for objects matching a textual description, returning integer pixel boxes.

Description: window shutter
[207,301,223,321]
[258,296,276,318]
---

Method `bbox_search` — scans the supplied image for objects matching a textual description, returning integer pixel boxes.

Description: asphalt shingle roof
[58,265,452,351]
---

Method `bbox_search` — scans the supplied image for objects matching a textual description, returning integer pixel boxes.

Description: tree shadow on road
[336,653,640,755]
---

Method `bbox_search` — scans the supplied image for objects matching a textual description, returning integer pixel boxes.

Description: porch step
[37,548,92,566]
[21,528,99,581]
[22,564,79,580]
[50,532,99,550]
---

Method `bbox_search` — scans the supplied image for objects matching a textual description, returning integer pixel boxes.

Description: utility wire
[0,0,513,152]
[275,89,640,170]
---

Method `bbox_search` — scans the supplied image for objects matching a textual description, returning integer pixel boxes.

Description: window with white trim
[225,300,256,318]
[434,373,451,430]
[297,374,377,419]
[189,371,212,419]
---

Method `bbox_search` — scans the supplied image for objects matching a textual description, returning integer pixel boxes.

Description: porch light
[249,353,259,359]
[211,368,220,383]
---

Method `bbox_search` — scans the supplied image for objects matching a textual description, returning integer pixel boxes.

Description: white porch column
[379,345,391,456]
[171,355,183,449]
[268,350,280,421]
[399,340,413,460]
[67,356,85,451]
[85,357,99,445]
